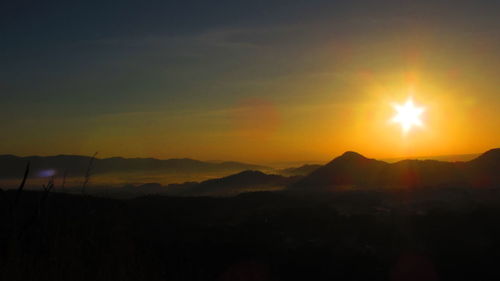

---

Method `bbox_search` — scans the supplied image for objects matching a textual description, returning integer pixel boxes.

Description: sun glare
[391,97,425,134]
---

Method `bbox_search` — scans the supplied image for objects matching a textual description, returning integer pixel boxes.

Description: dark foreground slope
[292,148,500,190]
[3,189,500,281]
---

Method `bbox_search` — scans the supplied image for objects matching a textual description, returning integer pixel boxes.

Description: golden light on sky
[391,97,426,134]
[2,1,499,165]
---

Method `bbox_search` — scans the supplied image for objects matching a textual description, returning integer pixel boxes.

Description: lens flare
[38,169,57,178]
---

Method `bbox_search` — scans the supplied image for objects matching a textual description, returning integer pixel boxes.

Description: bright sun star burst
[391,97,425,134]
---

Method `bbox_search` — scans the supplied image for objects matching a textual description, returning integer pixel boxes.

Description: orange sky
[2,2,499,164]
[5,66,498,165]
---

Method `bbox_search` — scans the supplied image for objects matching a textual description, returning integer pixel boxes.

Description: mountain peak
[324,151,378,167]
[291,151,386,189]
[337,151,367,161]
[230,170,267,178]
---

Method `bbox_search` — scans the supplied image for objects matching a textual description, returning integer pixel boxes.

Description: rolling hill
[291,148,500,190]
[170,170,295,196]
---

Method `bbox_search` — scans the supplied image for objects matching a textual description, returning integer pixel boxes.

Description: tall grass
[81,152,98,195]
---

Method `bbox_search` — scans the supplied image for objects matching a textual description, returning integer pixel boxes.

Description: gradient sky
[1,0,499,164]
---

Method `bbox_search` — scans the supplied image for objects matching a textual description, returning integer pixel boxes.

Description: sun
[391,97,425,134]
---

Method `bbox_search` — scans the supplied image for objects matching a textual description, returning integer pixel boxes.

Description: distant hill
[382,153,480,163]
[0,154,268,180]
[291,148,500,190]
[278,164,322,176]
[109,170,298,197]
[174,170,296,196]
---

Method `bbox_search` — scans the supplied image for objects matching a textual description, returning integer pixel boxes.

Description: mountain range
[2,149,498,195]
[278,164,322,176]
[116,170,295,197]
[174,170,295,196]
[291,148,500,190]
[0,155,268,180]
[114,148,500,197]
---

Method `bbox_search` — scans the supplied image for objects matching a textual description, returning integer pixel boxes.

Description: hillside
[291,148,500,190]
[176,170,295,196]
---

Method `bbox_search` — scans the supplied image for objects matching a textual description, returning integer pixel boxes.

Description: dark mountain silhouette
[382,153,480,163]
[0,154,268,180]
[468,148,500,168]
[113,170,296,197]
[177,170,295,196]
[278,164,322,176]
[466,148,500,187]
[290,151,388,189]
[291,148,500,190]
